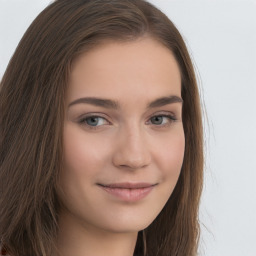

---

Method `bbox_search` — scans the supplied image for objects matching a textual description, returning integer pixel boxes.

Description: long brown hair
[0,0,204,255]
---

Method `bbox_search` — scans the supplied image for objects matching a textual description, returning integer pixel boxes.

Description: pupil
[87,117,98,126]
[152,116,163,125]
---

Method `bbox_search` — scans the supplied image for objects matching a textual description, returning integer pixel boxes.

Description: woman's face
[59,37,185,234]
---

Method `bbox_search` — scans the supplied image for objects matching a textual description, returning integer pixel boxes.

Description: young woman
[0,0,204,255]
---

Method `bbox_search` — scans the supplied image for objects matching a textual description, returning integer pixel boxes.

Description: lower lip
[99,185,154,202]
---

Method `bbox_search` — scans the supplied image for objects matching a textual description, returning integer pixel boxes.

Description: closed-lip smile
[97,182,157,202]
[98,182,157,189]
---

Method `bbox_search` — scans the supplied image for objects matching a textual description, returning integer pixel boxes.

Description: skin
[56,37,185,256]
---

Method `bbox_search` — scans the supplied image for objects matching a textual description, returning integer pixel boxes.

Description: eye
[79,115,110,129]
[78,113,177,130]
[148,114,177,127]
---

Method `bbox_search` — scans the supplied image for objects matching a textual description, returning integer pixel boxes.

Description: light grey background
[1,0,256,255]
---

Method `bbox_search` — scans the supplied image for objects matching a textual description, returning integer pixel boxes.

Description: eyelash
[78,113,177,131]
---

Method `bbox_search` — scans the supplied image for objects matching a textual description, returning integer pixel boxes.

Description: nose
[112,126,151,170]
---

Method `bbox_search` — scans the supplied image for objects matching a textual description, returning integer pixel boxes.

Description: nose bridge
[112,122,151,169]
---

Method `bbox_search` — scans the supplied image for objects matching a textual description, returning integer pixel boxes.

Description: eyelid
[78,114,110,126]
[148,111,176,119]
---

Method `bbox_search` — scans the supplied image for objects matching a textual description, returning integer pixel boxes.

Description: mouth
[97,182,157,202]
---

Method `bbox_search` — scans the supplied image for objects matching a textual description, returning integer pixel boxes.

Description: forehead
[67,37,181,104]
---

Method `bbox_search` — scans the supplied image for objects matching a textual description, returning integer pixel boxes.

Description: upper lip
[98,182,156,189]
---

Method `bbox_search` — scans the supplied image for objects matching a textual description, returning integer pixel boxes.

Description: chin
[96,210,158,234]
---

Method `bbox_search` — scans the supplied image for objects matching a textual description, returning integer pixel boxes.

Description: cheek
[62,124,109,178]
[153,129,185,182]
[59,124,111,208]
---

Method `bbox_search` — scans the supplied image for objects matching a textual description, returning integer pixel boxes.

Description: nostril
[112,132,151,169]
[115,155,151,170]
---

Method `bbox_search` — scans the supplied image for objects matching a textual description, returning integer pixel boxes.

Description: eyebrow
[68,95,183,109]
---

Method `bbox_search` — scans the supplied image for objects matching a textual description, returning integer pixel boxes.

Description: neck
[55,211,138,256]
